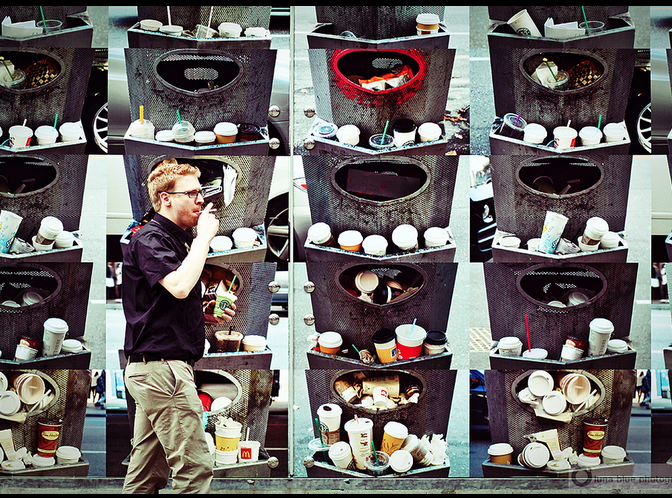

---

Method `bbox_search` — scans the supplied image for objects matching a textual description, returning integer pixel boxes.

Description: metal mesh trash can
[484,262,637,368]
[0,262,92,368]
[483,369,636,477]
[308,6,449,49]
[120,155,275,263]
[0,154,87,263]
[0,368,90,476]
[0,7,93,48]
[123,48,276,155]
[304,368,455,477]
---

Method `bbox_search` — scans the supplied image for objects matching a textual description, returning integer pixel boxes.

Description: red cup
[583,418,608,457]
[565,337,587,350]
[198,391,213,411]
[37,419,63,457]
[20,336,42,350]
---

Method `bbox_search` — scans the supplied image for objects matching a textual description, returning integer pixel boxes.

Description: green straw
[315,417,324,447]
[581,6,590,35]
[370,440,379,465]
[176,109,182,125]
[1,59,14,81]
[39,6,47,30]
[597,114,602,130]
[382,119,390,139]
[53,114,58,129]
[410,317,417,336]
[227,274,237,293]
[351,343,360,354]
[543,58,557,81]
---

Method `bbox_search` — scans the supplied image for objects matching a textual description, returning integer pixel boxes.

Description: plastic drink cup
[497,336,522,356]
[364,451,390,475]
[507,9,542,37]
[538,211,569,254]
[214,288,237,319]
[579,21,605,33]
[214,122,237,144]
[129,119,155,139]
[218,22,242,37]
[37,419,62,457]
[195,24,217,39]
[59,122,82,142]
[362,234,388,256]
[328,441,354,469]
[380,421,408,456]
[215,330,243,352]
[0,210,23,254]
[579,126,603,146]
[35,125,58,145]
[369,133,395,150]
[581,217,609,247]
[9,125,33,148]
[553,126,577,149]
[41,318,68,356]
[488,443,514,464]
[372,328,398,363]
[499,113,526,140]
[395,323,427,360]
[1,68,26,89]
[588,318,614,356]
[37,19,62,33]
[523,123,547,144]
[317,403,342,445]
[546,70,569,91]
[172,121,195,144]
[424,227,449,248]
[238,440,260,462]
[344,417,373,470]
[603,122,626,142]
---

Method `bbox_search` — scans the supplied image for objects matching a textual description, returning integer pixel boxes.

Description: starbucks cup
[507,9,542,37]
[35,125,58,145]
[214,288,237,319]
[381,421,408,456]
[497,336,522,356]
[423,227,450,248]
[392,119,417,147]
[372,328,398,363]
[41,318,68,356]
[362,234,388,256]
[538,211,569,254]
[0,210,23,254]
[36,216,63,246]
[395,323,427,360]
[344,417,373,470]
[579,126,603,146]
[172,121,195,144]
[328,441,354,469]
[9,125,33,148]
[588,318,614,356]
[603,122,626,142]
[523,123,547,144]
[392,224,419,253]
[317,403,342,446]
[581,217,609,247]
[318,331,342,354]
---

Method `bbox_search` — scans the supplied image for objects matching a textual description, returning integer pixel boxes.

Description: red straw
[525,314,531,352]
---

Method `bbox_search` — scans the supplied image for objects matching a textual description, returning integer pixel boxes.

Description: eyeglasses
[162,189,204,200]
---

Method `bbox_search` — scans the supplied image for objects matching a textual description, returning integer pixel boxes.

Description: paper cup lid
[41,216,63,236]
[328,441,351,458]
[395,323,427,342]
[55,231,75,246]
[488,442,513,456]
[601,445,626,459]
[338,230,363,246]
[56,446,81,459]
[425,330,447,345]
[195,130,216,141]
[317,403,342,418]
[607,339,628,352]
[522,348,547,359]
[578,454,601,467]
[318,331,342,348]
[527,370,554,397]
[384,421,408,439]
[10,125,33,136]
[553,126,577,138]
[586,217,609,237]
[308,222,332,244]
[579,126,602,138]
[35,125,58,137]
[392,224,418,247]
[210,235,233,252]
[44,317,68,333]
[424,226,449,245]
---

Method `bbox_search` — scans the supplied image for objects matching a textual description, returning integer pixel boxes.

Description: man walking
[122,162,235,494]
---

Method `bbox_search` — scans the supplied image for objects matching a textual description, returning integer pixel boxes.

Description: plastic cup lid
[393,119,416,133]
[336,124,360,139]
[524,442,550,467]
[211,235,233,252]
[355,270,379,292]
[389,449,413,472]
[607,339,628,352]
[578,454,601,466]
[35,125,58,137]
[392,224,418,246]
[10,125,33,137]
[527,370,554,397]
[232,227,257,242]
[524,123,547,137]
[315,123,338,138]
[195,130,216,141]
[542,391,567,415]
[488,442,513,456]
[498,336,521,348]
[362,234,388,251]
[589,318,614,333]
[522,348,548,359]
[61,339,83,352]
[242,335,266,346]
[395,323,427,342]
[308,438,330,452]
[318,403,342,417]
[425,330,447,345]
[384,421,408,439]
[0,391,20,415]
[155,130,174,141]
[554,126,577,138]
[338,230,363,246]
[344,417,373,432]
[308,222,332,244]
[210,396,232,412]
[318,331,342,348]
[417,13,440,24]
[372,328,396,344]
[601,445,626,459]
[55,231,75,246]
[579,126,602,138]
[56,445,81,458]
[44,317,69,333]
[424,226,449,244]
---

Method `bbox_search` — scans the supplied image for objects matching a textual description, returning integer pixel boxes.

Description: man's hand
[204,301,236,324]
[197,202,220,242]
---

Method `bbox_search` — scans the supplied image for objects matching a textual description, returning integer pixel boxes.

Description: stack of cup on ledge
[0,210,23,254]
[214,417,243,466]
[578,217,609,252]
[32,216,64,252]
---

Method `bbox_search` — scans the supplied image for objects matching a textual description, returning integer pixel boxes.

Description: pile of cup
[518,370,595,417]
[376,324,447,363]
[214,417,243,465]
[0,371,51,417]
[153,120,262,146]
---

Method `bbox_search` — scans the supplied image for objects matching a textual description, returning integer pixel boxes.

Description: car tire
[265,193,290,271]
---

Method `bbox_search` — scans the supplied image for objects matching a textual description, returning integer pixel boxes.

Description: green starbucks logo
[516,28,531,36]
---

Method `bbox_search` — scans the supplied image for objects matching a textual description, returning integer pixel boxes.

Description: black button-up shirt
[122,213,204,362]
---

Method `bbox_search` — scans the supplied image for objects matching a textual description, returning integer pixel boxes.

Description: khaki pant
[123,359,213,494]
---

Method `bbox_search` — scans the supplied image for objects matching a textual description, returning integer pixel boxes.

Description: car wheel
[637,102,652,154]
[265,193,290,270]
[93,102,109,153]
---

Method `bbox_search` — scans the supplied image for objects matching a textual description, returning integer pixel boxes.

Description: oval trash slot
[156,52,241,94]
[334,159,428,202]
[339,265,424,306]
[519,157,601,196]
[0,51,62,91]
[523,52,604,92]
[0,157,58,195]
[518,265,605,309]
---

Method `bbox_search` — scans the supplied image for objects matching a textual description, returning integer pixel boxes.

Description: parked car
[469,369,489,428]
[470,156,496,262]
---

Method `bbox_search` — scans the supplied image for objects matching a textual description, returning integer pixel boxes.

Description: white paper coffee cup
[579,126,603,146]
[42,318,69,356]
[588,318,613,356]
[0,210,23,254]
[344,417,373,470]
[317,403,342,445]
[497,336,522,356]
[507,9,542,37]
[538,211,569,254]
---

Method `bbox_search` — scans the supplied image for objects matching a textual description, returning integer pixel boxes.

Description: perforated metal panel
[487,48,635,131]
[0,7,92,48]
[0,262,92,361]
[0,369,89,453]
[485,369,635,457]
[305,369,456,446]
[0,154,87,243]
[303,155,457,240]
[305,262,457,354]
[0,48,94,133]
[484,262,637,359]
[202,262,276,345]
[201,369,273,445]
[137,6,272,30]
[308,49,454,141]
[314,6,445,40]
[490,155,632,241]
[487,6,629,26]
[124,48,276,132]
[122,155,275,231]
